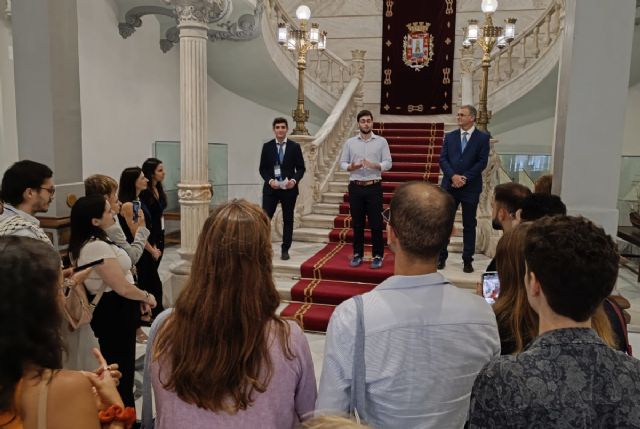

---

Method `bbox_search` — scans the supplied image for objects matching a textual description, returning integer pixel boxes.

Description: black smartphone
[73,258,104,273]
[132,200,140,223]
[482,271,500,305]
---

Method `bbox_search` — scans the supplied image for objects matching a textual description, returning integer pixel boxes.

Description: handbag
[61,278,105,331]
[349,294,367,424]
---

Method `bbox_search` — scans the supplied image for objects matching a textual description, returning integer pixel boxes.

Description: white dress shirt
[340,132,392,181]
[317,272,500,429]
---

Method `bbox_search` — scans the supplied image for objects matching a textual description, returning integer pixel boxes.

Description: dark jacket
[439,128,490,199]
[259,139,306,196]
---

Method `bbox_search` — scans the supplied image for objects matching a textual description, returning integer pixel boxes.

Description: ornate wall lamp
[277,5,327,135]
[463,0,516,132]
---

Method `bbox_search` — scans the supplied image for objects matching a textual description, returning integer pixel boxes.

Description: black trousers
[90,292,139,408]
[349,181,384,258]
[136,250,164,319]
[262,190,297,252]
[439,193,478,263]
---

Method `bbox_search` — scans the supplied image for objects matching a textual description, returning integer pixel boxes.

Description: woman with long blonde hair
[149,199,316,428]
[494,222,616,354]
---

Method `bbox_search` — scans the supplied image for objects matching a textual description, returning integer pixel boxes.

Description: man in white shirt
[339,110,392,269]
[317,182,500,429]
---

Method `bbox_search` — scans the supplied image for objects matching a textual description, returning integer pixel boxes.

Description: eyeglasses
[39,186,56,196]
[382,208,391,224]
[456,113,468,117]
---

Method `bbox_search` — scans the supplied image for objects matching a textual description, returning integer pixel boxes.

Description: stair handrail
[471,0,565,107]
[294,50,366,221]
[264,0,352,98]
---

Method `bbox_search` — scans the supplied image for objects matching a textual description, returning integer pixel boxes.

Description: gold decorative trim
[385,0,394,17]
[383,69,392,85]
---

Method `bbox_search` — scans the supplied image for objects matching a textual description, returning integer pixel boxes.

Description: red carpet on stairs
[280,122,444,332]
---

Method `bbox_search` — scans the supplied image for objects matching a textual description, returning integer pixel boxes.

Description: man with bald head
[317,181,500,429]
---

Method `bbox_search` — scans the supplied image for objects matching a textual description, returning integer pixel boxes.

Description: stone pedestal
[459,47,475,107]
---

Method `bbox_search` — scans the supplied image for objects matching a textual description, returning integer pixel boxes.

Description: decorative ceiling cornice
[119,0,264,53]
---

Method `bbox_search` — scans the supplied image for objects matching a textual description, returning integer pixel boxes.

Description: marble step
[312,202,341,215]
[272,252,493,301]
[301,214,464,238]
[322,192,347,204]
[334,171,350,181]
[301,213,338,229]
[328,181,348,193]
[293,226,464,251]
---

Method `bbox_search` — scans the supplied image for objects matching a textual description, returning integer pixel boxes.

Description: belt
[351,179,381,186]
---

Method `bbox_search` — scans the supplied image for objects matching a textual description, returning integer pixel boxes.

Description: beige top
[79,240,134,294]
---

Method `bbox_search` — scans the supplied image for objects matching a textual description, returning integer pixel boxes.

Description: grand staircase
[278,122,482,332]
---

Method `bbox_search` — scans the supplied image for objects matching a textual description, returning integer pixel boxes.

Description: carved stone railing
[270,51,365,240]
[469,0,565,113]
[475,139,502,258]
[264,0,352,99]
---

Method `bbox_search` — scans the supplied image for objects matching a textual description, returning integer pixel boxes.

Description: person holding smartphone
[118,167,164,342]
[69,195,157,408]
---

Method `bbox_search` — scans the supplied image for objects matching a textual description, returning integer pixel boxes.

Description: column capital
[164,0,231,24]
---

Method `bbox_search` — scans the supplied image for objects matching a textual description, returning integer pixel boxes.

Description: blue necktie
[278,143,284,164]
[461,132,468,153]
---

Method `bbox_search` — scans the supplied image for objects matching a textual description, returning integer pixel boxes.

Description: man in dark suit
[438,105,490,273]
[259,117,306,260]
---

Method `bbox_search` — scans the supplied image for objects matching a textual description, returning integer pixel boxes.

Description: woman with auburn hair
[494,223,617,355]
[0,236,130,429]
[148,199,316,428]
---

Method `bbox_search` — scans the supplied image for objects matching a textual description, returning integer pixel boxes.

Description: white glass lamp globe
[296,5,311,20]
[481,0,498,13]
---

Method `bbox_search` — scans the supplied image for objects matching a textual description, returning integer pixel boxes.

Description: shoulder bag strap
[606,297,632,356]
[36,370,52,429]
[142,309,174,429]
[349,295,367,423]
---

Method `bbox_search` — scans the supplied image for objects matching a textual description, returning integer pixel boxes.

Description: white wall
[493,116,554,154]
[494,80,640,157]
[77,0,180,180]
[623,82,640,156]
[0,7,17,174]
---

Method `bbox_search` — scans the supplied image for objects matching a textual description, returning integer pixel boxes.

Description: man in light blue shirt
[339,110,392,269]
[317,182,500,429]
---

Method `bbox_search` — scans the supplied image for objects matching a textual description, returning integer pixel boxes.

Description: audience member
[469,216,640,428]
[85,174,150,265]
[492,223,616,355]
[0,236,128,429]
[486,182,531,271]
[533,173,552,194]
[69,195,157,408]
[317,182,500,429]
[517,192,566,222]
[140,158,167,269]
[118,167,163,341]
[0,160,55,243]
[146,200,316,428]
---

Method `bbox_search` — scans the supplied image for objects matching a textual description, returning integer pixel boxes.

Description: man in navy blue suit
[259,117,306,260]
[438,105,490,273]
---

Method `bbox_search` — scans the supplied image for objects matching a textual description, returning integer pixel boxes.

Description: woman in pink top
[149,199,316,428]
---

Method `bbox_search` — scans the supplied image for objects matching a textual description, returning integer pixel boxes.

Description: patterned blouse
[468,328,640,428]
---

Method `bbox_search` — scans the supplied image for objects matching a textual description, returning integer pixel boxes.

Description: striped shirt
[317,272,500,429]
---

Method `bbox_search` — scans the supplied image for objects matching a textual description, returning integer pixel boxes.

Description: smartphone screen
[132,200,140,223]
[482,271,500,305]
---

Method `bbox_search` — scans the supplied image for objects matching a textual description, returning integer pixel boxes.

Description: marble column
[551,0,635,236]
[165,0,229,282]
[459,47,475,107]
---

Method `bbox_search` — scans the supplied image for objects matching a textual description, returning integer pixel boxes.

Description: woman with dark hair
[493,223,617,355]
[0,236,129,428]
[140,158,167,264]
[69,195,157,407]
[119,167,164,328]
[148,200,316,428]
